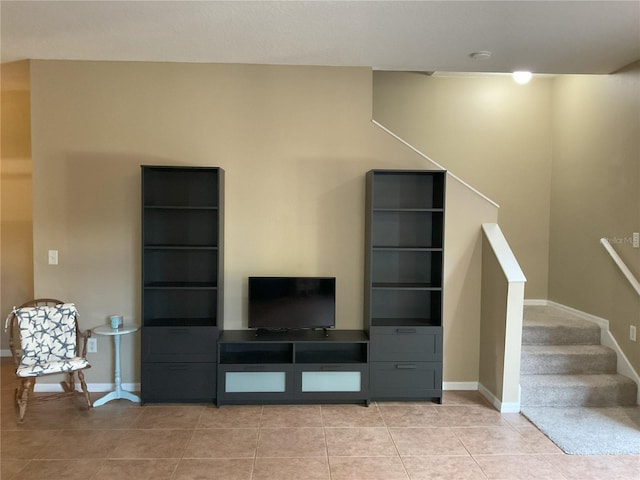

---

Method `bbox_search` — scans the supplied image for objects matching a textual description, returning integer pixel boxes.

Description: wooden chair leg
[67,372,76,392]
[77,370,92,409]
[16,377,32,422]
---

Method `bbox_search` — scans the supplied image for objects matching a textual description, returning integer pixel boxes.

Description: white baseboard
[545,300,610,329]
[443,382,478,391]
[33,383,140,393]
[525,299,640,404]
[37,382,476,394]
[1,349,11,357]
[478,382,521,413]
[523,299,548,306]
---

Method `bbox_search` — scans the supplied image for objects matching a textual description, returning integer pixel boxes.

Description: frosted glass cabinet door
[301,371,361,392]
[225,371,286,393]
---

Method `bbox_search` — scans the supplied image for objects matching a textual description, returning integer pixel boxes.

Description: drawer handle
[396,364,417,369]
[395,328,417,334]
[244,365,265,371]
[168,328,189,335]
[320,366,343,371]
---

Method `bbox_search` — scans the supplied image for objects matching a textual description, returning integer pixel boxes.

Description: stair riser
[521,306,638,409]
[521,353,616,375]
[522,326,600,346]
[521,384,637,407]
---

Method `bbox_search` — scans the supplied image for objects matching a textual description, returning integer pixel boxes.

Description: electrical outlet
[87,338,98,353]
[633,233,640,249]
[631,325,637,342]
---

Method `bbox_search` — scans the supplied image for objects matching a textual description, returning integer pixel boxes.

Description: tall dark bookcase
[364,170,445,402]
[140,166,224,403]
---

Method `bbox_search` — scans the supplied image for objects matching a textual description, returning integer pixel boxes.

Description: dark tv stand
[217,329,369,406]
[253,327,330,337]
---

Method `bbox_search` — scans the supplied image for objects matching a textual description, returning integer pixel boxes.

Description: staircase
[520,305,637,407]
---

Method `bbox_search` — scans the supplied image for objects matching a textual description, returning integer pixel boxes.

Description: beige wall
[29,61,497,385]
[372,72,553,300]
[549,62,640,373]
[1,60,34,352]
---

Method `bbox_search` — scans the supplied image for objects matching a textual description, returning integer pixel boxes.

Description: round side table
[92,324,141,406]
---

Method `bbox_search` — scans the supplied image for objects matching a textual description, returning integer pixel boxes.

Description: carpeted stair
[520,305,637,407]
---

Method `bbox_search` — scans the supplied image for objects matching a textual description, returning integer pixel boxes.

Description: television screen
[248,277,336,330]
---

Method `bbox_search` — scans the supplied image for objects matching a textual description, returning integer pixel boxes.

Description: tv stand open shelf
[217,330,369,406]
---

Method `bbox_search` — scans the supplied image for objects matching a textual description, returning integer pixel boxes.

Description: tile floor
[1,358,638,480]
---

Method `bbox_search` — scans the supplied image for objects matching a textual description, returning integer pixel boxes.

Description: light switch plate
[48,250,58,265]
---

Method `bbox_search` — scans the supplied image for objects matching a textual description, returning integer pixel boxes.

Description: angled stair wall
[520,305,637,407]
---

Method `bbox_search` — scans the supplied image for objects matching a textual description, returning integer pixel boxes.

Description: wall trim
[523,299,548,306]
[36,382,477,394]
[525,299,640,404]
[443,381,478,391]
[1,349,12,357]
[34,383,140,393]
[478,382,521,413]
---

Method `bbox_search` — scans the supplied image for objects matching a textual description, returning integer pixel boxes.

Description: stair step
[522,306,600,346]
[520,374,638,407]
[521,345,617,375]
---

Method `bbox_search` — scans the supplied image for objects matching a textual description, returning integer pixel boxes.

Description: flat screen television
[248,277,336,331]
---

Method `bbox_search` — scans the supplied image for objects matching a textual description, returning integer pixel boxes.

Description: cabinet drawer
[370,361,442,400]
[369,327,441,361]
[299,364,369,392]
[217,364,296,404]
[141,362,216,403]
[142,326,217,362]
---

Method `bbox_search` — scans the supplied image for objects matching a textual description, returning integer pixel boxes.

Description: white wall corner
[478,382,521,413]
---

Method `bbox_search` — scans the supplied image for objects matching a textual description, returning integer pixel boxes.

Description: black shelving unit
[140,166,224,403]
[365,170,445,402]
[217,330,369,405]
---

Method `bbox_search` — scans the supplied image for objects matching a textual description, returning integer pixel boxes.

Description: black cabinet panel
[142,362,216,402]
[143,167,220,208]
[371,211,443,248]
[370,289,442,327]
[144,249,218,285]
[369,327,442,362]
[142,289,218,326]
[144,208,219,247]
[371,249,442,286]
[370,361,442,399]
[371,172,444,210]
[142,326,217,362]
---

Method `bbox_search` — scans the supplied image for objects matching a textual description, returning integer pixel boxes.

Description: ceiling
[1,1,639,75]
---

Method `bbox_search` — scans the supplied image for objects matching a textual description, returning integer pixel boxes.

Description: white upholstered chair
[5,299,92,421]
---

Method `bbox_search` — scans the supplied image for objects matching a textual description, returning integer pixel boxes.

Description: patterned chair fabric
[13,303,90,377]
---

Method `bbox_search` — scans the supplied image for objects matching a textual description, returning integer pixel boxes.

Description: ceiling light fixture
[512,71,533,85]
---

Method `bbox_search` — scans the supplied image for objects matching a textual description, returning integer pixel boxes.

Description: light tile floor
[1,358,638,480]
